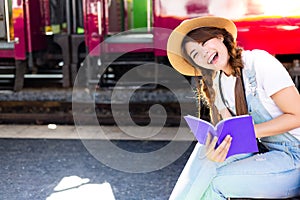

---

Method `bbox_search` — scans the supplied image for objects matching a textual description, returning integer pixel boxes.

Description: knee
[209,176,242,198]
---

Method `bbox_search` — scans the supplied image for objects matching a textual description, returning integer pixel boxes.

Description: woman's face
[184,36,231,74]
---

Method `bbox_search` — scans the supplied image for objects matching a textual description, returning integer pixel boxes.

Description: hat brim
[167,16,237,76]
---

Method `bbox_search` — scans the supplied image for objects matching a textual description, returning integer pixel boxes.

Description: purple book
[184,115,258,158]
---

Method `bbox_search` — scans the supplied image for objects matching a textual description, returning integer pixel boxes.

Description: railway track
[0,101,186,125]
[0,87,207,125]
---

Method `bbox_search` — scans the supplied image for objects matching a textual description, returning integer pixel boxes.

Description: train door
[84,0,152,50]
[0,0,73,90]
[86,0,154,87]
[45,0,86,87]
[83,0,156,89]
[33,0,70,87]
[0,0,13,89]
[0,0,25,90]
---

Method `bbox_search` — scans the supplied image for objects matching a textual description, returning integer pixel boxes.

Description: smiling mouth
[208,52,218,64]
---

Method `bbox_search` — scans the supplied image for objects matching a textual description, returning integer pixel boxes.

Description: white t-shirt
[213,49,300,141]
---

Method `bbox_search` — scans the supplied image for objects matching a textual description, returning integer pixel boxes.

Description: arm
[255,85,300,138]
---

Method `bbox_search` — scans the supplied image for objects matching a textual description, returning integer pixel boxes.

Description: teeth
[208,52,217,64]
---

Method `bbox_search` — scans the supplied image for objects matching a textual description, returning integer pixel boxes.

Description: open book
[184,115,258,158]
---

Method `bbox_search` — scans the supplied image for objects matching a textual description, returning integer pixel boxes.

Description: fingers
[205,132,212,146]
[206,135,232,162]
[206,135,218,155]
[214,135,232,162]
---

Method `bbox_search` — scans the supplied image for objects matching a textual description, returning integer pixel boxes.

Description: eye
[188,49,198,60]
[192,52,198,59]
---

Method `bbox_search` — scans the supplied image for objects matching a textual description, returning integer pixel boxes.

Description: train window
[108,0,125,33]
[75,0,84,34]
[0,0,5,39]
[0,0,13,41]
[42,0,84,35]
[49,0,67,34]
[107,0,152,34]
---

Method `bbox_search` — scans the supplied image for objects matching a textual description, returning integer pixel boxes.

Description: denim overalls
[169,65,300,200]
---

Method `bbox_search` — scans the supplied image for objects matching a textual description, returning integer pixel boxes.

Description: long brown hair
[182,27,244,124]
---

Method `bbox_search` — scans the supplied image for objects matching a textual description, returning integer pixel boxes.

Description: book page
[184,115,216,144]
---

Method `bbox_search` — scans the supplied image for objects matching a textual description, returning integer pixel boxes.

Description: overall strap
[218,68,248,116]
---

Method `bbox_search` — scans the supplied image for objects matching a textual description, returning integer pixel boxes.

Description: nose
[203,49,209,58]
[200,44,209,57]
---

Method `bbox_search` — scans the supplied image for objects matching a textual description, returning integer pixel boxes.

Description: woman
[167,16,300,199]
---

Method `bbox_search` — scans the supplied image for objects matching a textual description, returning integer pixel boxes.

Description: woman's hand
[205,133,232,162]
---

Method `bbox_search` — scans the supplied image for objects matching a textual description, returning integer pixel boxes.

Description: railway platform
[2,125,300,200]
[0,124,195,200]
[0,124,192,141]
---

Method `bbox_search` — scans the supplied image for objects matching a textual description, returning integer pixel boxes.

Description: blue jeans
[200,92,300,199]
[202,145,300,199]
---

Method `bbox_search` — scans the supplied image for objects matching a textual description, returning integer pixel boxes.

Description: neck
[222,69,232,76]
[221,64,233,76]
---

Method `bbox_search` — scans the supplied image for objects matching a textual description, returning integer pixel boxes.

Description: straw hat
[167,16,237,76]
